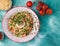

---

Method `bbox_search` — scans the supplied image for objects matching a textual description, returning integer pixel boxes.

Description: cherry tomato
[36,6,41,11]
[11,28,15,33]
[0,32,3,40]
[38,1,43,7]
[22,33,26,37]
[42,4,48,10]
[46,8,52,15]
[39,9,45,16]
[26,1,33,7]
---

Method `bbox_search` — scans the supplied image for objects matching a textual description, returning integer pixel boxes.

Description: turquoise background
[0,0,60,46]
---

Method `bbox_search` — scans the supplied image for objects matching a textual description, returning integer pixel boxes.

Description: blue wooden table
[0,0,60,46]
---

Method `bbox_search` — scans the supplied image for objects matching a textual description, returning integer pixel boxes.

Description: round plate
[2,7,40,42]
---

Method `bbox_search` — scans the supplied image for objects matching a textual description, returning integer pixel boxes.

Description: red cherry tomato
[26,1,33,7]
[46,8,52,15]
[0,32,3,40]
[39,9,45,16]
[36,6,41,11]
[38,1,44,7]
[42,4,48,10]
[11,28,15,33]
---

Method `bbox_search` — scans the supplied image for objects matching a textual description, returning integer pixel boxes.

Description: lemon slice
[16,21,25,28]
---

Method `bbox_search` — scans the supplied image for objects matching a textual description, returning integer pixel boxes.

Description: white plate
[2,7,40,42]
